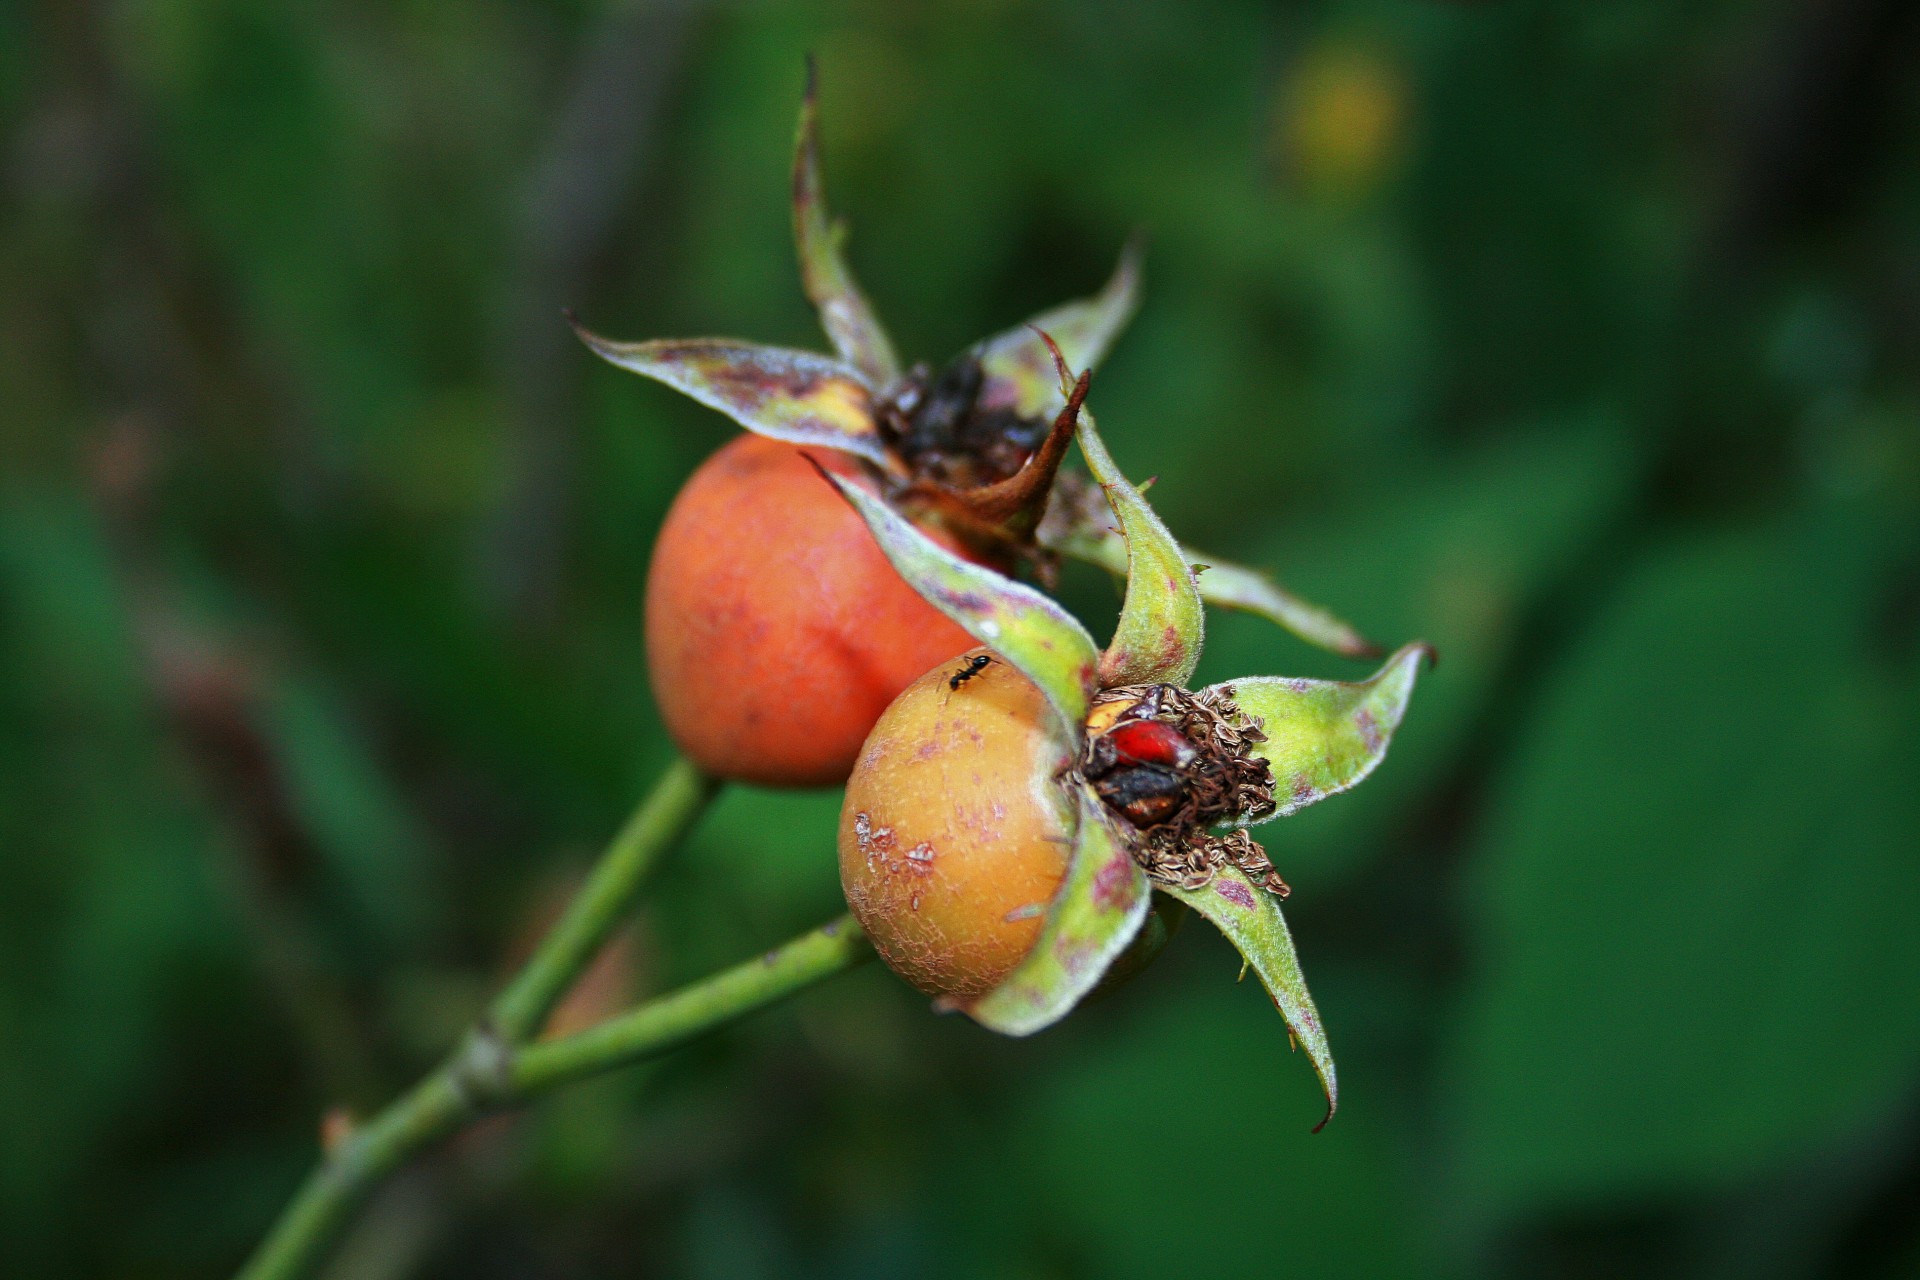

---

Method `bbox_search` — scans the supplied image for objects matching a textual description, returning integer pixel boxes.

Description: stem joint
[447,1021,517,1114]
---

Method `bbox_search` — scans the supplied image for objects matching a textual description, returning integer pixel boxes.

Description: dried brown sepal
[876,356,1048,489]
[1139,828,1291,900]
[895,364,1089,557]
[1083,682,1287,897]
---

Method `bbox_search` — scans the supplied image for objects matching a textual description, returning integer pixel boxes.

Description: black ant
[948,654,994,691]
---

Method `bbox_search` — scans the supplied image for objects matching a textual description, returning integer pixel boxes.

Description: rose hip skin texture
[646,435,978,787]
[839,650,1077,1000]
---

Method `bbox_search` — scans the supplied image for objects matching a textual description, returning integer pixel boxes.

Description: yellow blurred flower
[1273,42,1407,200]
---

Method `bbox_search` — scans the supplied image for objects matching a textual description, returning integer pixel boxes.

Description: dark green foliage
[3,0,1917,1275]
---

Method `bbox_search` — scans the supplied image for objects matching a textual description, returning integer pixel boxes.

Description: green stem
[510,914,871,1098]
[490,757,720,1043]
[237,916,871,1280]
[235,1074,467,1280]
[237,756,716,1280]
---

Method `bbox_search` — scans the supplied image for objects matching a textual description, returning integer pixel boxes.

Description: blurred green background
[6,0,1920,1275]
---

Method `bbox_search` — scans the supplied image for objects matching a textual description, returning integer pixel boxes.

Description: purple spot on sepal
[1053,937,1093,975]
[1092,854,1137,910]
[1214,878,1256,909]
[1354,708,1384,754]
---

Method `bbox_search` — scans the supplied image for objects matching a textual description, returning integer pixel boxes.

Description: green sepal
[571,328,895,470]
[1040,494,1381,659]
[1209,642,1431,822]
[1074,407,1204,687]
[1161,867,1337,1130]
[967,785,1151,1036]
[818,470,1100,738]
[973,239,1141,423]
[1187,559,1382,659]
[792,61,901,390]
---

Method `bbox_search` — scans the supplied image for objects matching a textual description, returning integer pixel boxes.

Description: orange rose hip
[645,434,978,787]
[838,650,1078,1000]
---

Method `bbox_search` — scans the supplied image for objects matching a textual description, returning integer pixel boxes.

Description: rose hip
[646,436,983,786]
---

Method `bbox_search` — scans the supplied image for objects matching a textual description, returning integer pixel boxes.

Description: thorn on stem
[320,1107,357,1156]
